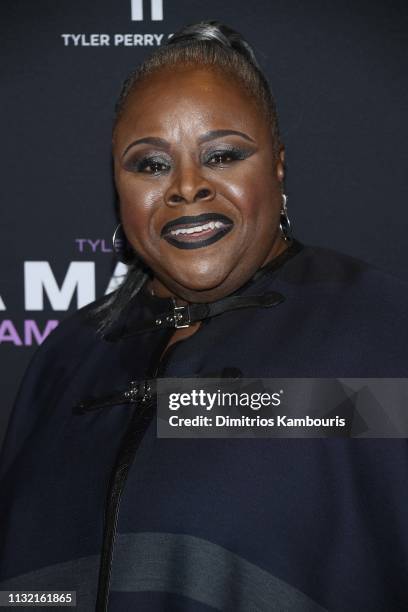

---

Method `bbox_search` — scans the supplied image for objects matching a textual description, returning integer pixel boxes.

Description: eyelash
[125,147,251,175]
[132,157,170,174]
[203,147,251,166]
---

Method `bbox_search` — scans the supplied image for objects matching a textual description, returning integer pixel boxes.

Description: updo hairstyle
[114,21,281,153]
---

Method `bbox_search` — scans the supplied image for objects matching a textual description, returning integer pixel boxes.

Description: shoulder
[14,291,128,400]
[269,243,408,374]
[280,243,408,301]
[284,245,408,287]
[28,292,116,366]
[274,241,408,329]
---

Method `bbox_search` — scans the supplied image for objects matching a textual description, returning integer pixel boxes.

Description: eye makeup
[123,153,171,175]
[202,145,254,166]
[122,143,256,175]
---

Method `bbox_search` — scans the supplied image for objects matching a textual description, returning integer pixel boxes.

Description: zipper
[95,379,153,612]
[94,329,174,612]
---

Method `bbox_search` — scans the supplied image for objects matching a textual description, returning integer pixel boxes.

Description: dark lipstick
[161,213,234,250]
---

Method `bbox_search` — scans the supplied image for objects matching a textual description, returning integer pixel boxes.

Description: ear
[276,147,285,183]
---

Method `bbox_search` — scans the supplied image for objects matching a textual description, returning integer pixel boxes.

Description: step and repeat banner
[2,0,408,443]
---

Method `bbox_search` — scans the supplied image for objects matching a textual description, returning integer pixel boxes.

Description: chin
[170,266,231,294]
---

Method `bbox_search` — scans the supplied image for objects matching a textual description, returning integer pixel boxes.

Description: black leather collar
[104,239,303,342]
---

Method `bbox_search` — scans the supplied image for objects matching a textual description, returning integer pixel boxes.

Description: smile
[161,213,234,250]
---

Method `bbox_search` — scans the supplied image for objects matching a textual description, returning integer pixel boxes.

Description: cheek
[116,175,162,243]
[221,170,279,230]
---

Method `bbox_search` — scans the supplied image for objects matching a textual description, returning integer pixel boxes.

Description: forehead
[114,65,269,145]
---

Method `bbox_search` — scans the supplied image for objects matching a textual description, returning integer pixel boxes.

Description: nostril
[169,194,184,203]
[196,188,211,200]
[167,187,212,205]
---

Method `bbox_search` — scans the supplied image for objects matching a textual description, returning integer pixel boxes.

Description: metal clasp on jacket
[124,380,151,403]
[73,379,152,414]
[173,304,191,328]
[155,303,191,329]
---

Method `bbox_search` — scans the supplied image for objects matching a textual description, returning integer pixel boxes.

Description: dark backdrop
[1,0,407,445]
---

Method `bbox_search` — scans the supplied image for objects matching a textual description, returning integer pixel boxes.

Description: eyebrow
[122,137,169,158]
[122,129,255,158]
[197,129,256,144]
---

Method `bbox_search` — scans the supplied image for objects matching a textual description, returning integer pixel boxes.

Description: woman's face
[113,64,286,302]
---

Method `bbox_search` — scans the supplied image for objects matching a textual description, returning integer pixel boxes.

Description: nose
[164,162,215,206]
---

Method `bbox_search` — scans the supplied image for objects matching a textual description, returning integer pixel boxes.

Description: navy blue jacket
[1,242,408,611]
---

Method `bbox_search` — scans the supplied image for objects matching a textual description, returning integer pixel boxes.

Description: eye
[204,147,252,167]
[124,155,171,175]
[207,152,234,165]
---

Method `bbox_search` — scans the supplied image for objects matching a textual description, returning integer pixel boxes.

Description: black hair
[93,21,282,335]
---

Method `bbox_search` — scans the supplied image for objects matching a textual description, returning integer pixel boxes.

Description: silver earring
[279,193,292,241]
[112,223,135,264]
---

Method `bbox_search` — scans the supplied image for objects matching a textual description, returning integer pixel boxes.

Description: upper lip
[160,213,233,237]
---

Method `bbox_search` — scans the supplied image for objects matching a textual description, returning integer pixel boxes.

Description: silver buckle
[173,305,191,328]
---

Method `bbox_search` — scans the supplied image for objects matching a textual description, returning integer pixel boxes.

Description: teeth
[170,221,225,236]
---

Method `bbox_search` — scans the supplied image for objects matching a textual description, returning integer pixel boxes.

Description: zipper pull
[73,380,152,415]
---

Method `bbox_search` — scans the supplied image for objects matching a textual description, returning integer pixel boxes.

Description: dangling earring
[279,193,292,241]
[112,223,135,264]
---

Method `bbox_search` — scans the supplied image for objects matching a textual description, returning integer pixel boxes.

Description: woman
[1,21,408,612]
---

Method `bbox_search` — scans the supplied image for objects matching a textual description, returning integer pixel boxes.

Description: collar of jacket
[104,239,304,342]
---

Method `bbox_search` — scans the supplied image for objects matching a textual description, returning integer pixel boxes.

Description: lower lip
[163,225,233,250]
